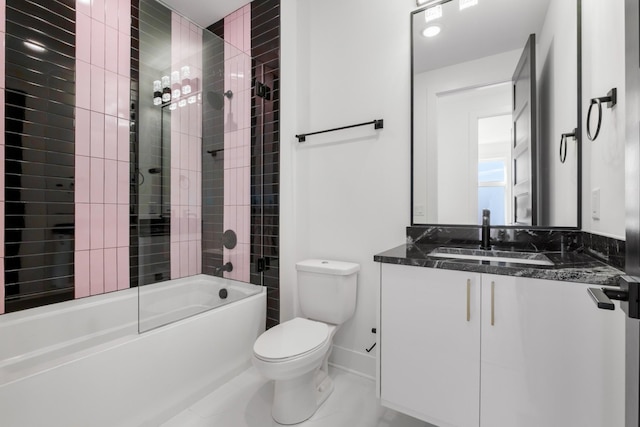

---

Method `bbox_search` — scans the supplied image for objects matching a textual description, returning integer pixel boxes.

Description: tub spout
[215,262,233,275]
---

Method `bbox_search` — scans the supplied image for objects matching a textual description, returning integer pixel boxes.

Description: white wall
[537,0,579,226]
[279,0,627,378]
[582,0,626,239]
[281,0,414,377]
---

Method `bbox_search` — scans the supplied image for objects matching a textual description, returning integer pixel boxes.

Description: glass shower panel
[136,0,259,333]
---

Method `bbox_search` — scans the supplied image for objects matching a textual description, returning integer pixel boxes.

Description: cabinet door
[380,264,481,427]
[480,274,625,427]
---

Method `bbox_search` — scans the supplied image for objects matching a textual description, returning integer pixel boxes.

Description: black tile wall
[251,0,280,329]
[129,0,140,287]
[134,0,172,286]
[206,1,281,329]
[201,21,226,277]
[4,0,76,312]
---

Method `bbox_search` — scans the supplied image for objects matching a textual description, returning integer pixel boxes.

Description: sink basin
[428,247,554,266]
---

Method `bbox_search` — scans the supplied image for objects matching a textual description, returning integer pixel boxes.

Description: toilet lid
[253,317,329,360]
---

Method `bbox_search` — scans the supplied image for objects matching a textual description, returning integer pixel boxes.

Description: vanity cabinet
[380,264,625,427]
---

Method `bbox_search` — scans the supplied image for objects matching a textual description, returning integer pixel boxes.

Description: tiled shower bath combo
[0,0,281,425]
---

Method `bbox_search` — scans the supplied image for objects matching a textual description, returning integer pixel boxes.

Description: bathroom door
[623,0,640,424]
[511,34,538,226]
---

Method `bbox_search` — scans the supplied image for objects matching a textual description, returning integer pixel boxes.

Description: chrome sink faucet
[481,209,491,250]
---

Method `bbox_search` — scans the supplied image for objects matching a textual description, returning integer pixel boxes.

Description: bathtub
[0,275,265,427]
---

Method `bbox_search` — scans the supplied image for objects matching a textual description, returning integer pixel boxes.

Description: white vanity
[378,262,625,427]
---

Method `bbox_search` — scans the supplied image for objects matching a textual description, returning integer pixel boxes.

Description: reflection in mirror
[412,0,580,227]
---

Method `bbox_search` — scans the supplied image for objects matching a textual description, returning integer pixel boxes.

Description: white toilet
[252,259,360,425]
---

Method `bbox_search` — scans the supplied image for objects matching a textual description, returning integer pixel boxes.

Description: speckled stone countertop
[374,243,624,287]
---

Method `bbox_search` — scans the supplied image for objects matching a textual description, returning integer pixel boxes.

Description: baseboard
[329,344,376,380]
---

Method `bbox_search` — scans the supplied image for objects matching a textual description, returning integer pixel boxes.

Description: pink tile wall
[170,14,203,279]
[223,5,251,283]
[0,0,5,314]
[75,0,131,299]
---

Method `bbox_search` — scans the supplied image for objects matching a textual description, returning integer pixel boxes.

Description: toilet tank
[296,259,360,325]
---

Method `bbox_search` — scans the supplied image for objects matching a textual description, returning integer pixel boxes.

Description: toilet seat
[253,317,329,362]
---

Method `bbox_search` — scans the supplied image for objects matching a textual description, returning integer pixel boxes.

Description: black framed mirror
[411,0,581,228]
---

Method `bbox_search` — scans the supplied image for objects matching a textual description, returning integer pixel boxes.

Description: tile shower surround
[222,5,251,283]
[207,0,282,329]
[75,0,132,299]
[169,13,203,280]
[4,0,77,312]
[1,0,282,317]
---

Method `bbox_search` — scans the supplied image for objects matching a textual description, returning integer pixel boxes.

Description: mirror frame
[410,0,583,230]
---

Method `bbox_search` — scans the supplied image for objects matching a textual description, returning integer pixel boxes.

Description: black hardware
[480,209,491,250]
[255,81,271,100]
[588,287,617,310]
[214,262,233,275]
[559,128,577,163]
[365,327,377,352]
[223,229,237,249]
[296,119,384,143]
[588,275,640,319]
[206,148,224,157]
[587,88,617,141]
[219,288,228,299]
[257,257,266,273]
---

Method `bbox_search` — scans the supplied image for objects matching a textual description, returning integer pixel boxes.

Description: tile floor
[160,366,431,427]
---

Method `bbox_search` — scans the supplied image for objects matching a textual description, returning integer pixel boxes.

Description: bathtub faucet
[215,262,233,275]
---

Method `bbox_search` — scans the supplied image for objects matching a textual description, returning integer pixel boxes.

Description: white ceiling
[157,0,251,28]
[413,0,552,74]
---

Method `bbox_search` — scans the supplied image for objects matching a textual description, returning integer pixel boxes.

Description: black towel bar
[296,119,384,143]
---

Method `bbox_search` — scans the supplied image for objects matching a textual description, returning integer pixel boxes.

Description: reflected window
[478,160,506,224]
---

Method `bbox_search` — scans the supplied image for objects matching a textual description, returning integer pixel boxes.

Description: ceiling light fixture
[416,0,452,7]
[459,0,478,10]
[423,26,441,37]
[24,40,46,53]
[424,5,443,22]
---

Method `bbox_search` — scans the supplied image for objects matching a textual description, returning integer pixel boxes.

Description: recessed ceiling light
[423,26,441,37]
[459,0,478,10]
[416,0,449,6]
[24,40,46,53]
[425,5,443,22]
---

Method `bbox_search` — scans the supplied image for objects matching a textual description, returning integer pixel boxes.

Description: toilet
[252,259,360,425]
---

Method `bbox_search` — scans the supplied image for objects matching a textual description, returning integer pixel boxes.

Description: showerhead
[206,90,233,110]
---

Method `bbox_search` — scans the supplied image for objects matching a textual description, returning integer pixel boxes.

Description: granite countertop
[374,243,624,287]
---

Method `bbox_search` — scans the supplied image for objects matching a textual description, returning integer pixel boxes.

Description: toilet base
[272,369,334,425]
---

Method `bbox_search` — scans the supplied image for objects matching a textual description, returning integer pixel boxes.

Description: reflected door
[511,33,538,225]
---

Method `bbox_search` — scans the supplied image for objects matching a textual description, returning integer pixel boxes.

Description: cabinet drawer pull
[491,281,495,326]
[466,279,471,321]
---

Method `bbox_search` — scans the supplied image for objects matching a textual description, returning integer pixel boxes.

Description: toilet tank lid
[295,259,360,276]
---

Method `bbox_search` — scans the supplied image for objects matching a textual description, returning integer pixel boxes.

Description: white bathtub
[0,275,265,427]
[138,274,263,332]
